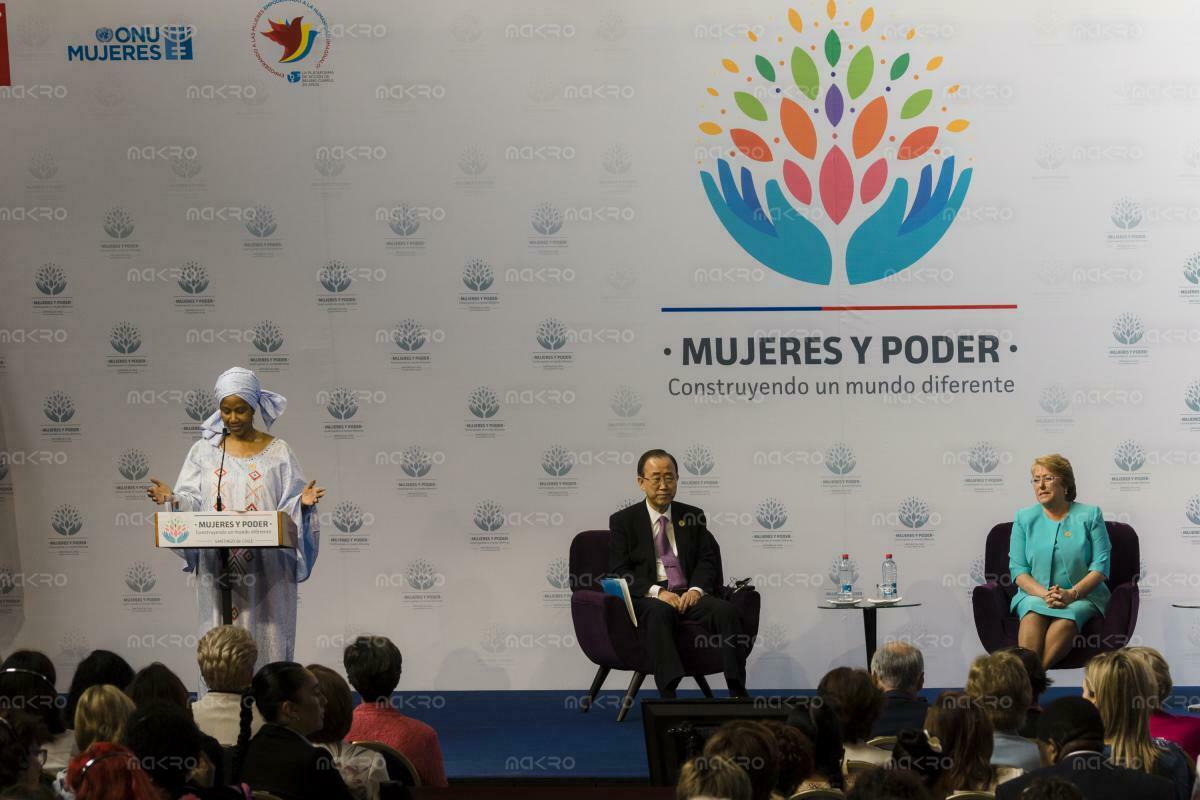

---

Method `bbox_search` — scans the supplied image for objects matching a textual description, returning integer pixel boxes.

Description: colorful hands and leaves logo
[162,517,189,544]
[697,3,973,285]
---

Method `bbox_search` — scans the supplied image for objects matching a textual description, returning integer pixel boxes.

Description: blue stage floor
[398,690,668,780]
[389,686,1170,780]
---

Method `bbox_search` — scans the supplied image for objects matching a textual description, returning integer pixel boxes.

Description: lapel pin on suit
[677,519,685,527]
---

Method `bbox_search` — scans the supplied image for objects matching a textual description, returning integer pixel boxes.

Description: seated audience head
[1034,696,1106,764]
[965,650,1032,733]
[675,754,751,800]
[1082,649,1159,773]
[1001,646,1052,706]
[786,695,844,789]
[126,663,190,712]
[890,727,946,790]
[759,719,814,796]
[72,685,135,752]
[64,651,134,729]
[924,691,994,794]
[1125,646,1172,711]
[871,640,925,694]
[0,652,63,736]
[196,625,258,694]
[0,710,49,790]
[67,742,157,800]
[305,665,353,745]
[845,765,933,800]
[1015,776,1085,800]
[343,635,402,704]
[123,701,208,794]
[818,666,885,745]
[701,720,780,800]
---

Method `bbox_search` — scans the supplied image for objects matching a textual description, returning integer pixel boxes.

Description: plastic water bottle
[838,554,853,597]
[881,553,898,599]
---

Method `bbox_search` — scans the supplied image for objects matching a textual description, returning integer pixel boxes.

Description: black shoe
[727,680,750,699]
[659,677,682,699]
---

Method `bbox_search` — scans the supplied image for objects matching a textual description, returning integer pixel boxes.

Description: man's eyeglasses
[639,474,678,486]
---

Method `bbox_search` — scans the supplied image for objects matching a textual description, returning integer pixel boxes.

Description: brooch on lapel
[1063,530,1071,538]
[677,519,686,527]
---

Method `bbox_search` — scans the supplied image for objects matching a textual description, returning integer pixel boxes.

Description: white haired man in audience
[868,640,927,738]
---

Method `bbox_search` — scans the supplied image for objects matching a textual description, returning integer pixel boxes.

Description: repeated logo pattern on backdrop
[1,1,1199,690]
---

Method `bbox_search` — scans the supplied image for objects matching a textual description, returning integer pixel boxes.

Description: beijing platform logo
[697,3,973,285]
[251,0,331,85]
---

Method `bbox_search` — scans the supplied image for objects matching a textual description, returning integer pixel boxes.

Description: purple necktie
[657,516,686,592]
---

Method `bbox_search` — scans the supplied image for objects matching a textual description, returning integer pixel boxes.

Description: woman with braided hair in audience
[232,662,353,800]
[190,627,263,747]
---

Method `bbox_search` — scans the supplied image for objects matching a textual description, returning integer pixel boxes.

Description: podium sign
[153,511,293,549]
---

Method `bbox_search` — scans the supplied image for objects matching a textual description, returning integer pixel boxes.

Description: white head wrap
[201,367,287,445]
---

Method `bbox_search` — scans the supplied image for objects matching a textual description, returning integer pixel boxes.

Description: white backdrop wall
[2,0,1200,692]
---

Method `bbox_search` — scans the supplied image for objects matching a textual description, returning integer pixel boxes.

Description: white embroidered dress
[170,437,319,667]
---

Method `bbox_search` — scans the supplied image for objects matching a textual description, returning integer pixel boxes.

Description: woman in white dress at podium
[146,366,324,668]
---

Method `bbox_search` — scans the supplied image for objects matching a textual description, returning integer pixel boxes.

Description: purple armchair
[971,521,1140,669]
[569,529,761,721]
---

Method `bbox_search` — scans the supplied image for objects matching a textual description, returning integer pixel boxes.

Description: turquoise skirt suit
[1009,502,1111,626]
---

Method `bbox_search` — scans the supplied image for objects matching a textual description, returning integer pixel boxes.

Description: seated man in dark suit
[608,448,749,699]
[869,641,928,738]
[996,696,1175,800]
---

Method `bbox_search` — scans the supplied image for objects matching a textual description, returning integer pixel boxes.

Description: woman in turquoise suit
[1010,453,1111,669]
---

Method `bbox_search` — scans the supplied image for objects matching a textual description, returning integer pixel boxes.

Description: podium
[154,510,296,625]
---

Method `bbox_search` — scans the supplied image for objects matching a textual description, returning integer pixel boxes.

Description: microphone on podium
[215,426,229,511]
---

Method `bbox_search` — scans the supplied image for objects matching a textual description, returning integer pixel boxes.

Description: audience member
[66,743,158,800]
[1083,650,1193,800]
[676,754,752,800]
[233,661,353,800]
[0,652,69,772]
[306,665,387,800]
[191,626,263,747]
[818,667,888,768]
[53,685,136,799]
[1012,776,1085,800]
[343,635,447,787]
[72,685,134,753]
[0,711,49,793]
[124,701,248,799]
[701,720,779,800]
[965,651,1041,771]
[1127,646,1200,761]
[889,727,945,794]
[787,696,845,792]
[63,652,134,732]
[925,690,1020,796]
[845,765,932,800]
[759,719,813,797]
[1001,646,1052,739]
[126,663,190,712]
[996,696,1174,800]
[870,641,928,738]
